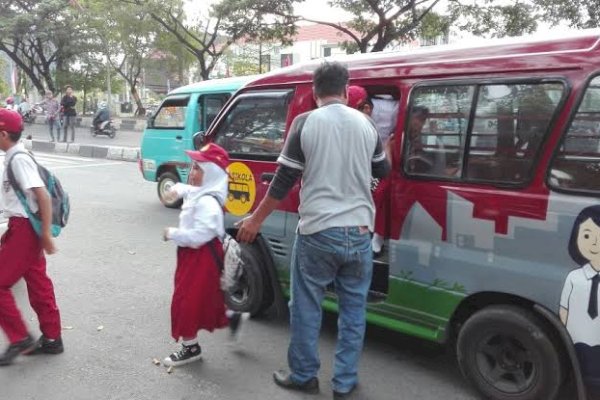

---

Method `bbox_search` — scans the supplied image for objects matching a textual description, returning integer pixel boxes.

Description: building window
[323,47,332,57]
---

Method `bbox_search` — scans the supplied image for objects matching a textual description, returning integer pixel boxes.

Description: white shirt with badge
[1,143,44,218]
[560,263,600,346]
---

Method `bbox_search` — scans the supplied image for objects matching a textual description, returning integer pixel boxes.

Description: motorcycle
[90,120,117,138]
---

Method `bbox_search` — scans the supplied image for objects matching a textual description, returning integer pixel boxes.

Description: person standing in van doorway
[0,109,63,366]
[237,62,390,398]
[347,85,390,257]
[60,85,77,143]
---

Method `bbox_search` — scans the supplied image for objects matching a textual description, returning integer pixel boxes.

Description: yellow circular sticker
[225,162,256,216]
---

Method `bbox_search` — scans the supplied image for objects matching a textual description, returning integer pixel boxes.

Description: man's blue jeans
[288,227,373,393]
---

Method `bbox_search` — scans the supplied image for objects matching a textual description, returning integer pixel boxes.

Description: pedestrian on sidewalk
[0,109,63,366]
[60,85,77,143]
[236,62,390,398]
[42,90,61,142]
[162,143,248,368]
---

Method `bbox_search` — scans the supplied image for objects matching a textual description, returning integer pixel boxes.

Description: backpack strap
[204,193,225,272]
[6,151,36,202]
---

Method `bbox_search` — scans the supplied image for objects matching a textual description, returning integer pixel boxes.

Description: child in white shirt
[162,143,247,367]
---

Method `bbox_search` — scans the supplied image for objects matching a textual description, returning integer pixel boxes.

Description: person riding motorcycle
[5,97,17,111]
[93,101,110,130]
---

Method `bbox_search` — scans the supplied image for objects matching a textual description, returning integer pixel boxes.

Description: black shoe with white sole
[163,343,202,367]
[26,335,64,355]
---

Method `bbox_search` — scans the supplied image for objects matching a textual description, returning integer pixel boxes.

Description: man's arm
[32,187,56,254]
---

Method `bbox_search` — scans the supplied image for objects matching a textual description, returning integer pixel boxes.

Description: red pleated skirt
[170,239,229,341]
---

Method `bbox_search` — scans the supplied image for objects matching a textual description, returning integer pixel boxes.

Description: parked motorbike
[90,120,117,138]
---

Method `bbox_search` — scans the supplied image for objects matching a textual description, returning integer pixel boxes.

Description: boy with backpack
[0,109,63,366]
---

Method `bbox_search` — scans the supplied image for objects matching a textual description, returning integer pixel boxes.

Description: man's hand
[163,228,171,242]
[235,215,261,243]
[41,234,57,255]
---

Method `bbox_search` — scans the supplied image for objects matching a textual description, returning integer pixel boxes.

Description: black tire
[457,305,563,400]
[109,127,116,138]
[225,243,274,316]
[157,172,183,209]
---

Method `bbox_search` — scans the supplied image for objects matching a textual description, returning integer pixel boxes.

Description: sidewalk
[24,122,142,162]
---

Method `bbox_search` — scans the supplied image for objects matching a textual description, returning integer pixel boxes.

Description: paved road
[0,157,581,400]
[23,121,142,148]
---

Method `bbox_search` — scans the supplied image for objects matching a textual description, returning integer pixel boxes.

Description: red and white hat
[0,108,24,134]
[185,143,230,171]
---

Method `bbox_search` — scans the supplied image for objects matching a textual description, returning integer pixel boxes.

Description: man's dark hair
[313,62,349,98]
[8,132,22,142]
[65,84,72,90]
[411,105,429,120]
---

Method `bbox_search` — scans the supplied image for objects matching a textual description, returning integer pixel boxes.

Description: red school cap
[185,143,230,171]
[0,108,24,134]
[347,85,368,109]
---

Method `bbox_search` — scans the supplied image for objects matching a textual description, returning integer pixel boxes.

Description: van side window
[405,85,474,177]
[468,83,563,183]
[550,76,600,192]
[405,81,564,185]
[153,96,189,129]
[199,94,229,131]
[213,91,290,157]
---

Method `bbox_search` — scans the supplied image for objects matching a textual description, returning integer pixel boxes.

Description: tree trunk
[131,85,145,117]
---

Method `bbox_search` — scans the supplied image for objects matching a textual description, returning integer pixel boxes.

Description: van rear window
[405,81,565,185]
[550,75,600,193]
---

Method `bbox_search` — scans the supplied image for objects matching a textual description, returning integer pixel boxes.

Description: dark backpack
[7,152,70,237]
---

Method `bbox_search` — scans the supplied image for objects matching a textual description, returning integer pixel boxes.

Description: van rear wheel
[457,305,563,400]
[157,172,183,209]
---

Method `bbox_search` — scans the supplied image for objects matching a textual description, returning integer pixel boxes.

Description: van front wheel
[457,305,563,400]
[157,172,183,209]
[225,243,273,316]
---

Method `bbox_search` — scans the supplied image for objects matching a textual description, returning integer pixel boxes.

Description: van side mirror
[193,131,207,150]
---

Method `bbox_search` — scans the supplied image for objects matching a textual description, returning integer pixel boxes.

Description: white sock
[372,234,384,253]
[182,339,198,347]
[226,310,235,318]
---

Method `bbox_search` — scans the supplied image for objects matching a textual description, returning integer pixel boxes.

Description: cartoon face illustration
[577,218,600,268]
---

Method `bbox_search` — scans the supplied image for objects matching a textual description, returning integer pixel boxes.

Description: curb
[24,139,139,163]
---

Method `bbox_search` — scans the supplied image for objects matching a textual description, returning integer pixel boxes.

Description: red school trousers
[0,217,61,344]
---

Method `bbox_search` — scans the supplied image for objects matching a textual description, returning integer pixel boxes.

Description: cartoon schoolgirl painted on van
[560,205,600,385]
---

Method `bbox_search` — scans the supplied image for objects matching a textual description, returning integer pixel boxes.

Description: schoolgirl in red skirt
[162,143,247,367]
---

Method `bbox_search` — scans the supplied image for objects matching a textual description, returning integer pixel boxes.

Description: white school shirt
[1,143,44,218]
[166,183,224,248]
[560,263,600,346]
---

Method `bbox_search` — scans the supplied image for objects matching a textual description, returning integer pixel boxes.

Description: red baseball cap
[347,86,368,109]
[185,143,229,171]
[0,108,23,134]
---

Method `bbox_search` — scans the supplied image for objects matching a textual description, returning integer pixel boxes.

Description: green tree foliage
[0,0,90,94]
[535,0,600,29]
[449,1,539,38]
[295,0,445,53]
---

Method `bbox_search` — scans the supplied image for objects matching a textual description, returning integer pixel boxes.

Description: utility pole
[106,53,112,113]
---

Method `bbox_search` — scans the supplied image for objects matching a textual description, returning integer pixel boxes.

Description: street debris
[152,358,160,366]
[167,366,174,374]
[63,326,74,330]
[97,325,104,331]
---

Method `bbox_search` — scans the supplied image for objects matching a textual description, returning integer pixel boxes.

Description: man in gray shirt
[237,61,390,398]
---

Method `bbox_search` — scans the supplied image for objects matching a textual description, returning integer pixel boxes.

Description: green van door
[140,76,253,207]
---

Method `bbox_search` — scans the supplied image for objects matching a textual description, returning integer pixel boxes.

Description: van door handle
[176,135,183,140]
[261,173,275,183]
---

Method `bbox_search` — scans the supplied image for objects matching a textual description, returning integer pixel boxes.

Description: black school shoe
[26,335,64,355]
[0,335,35,366]
[163,343,202,367]
[273,370,319,394]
